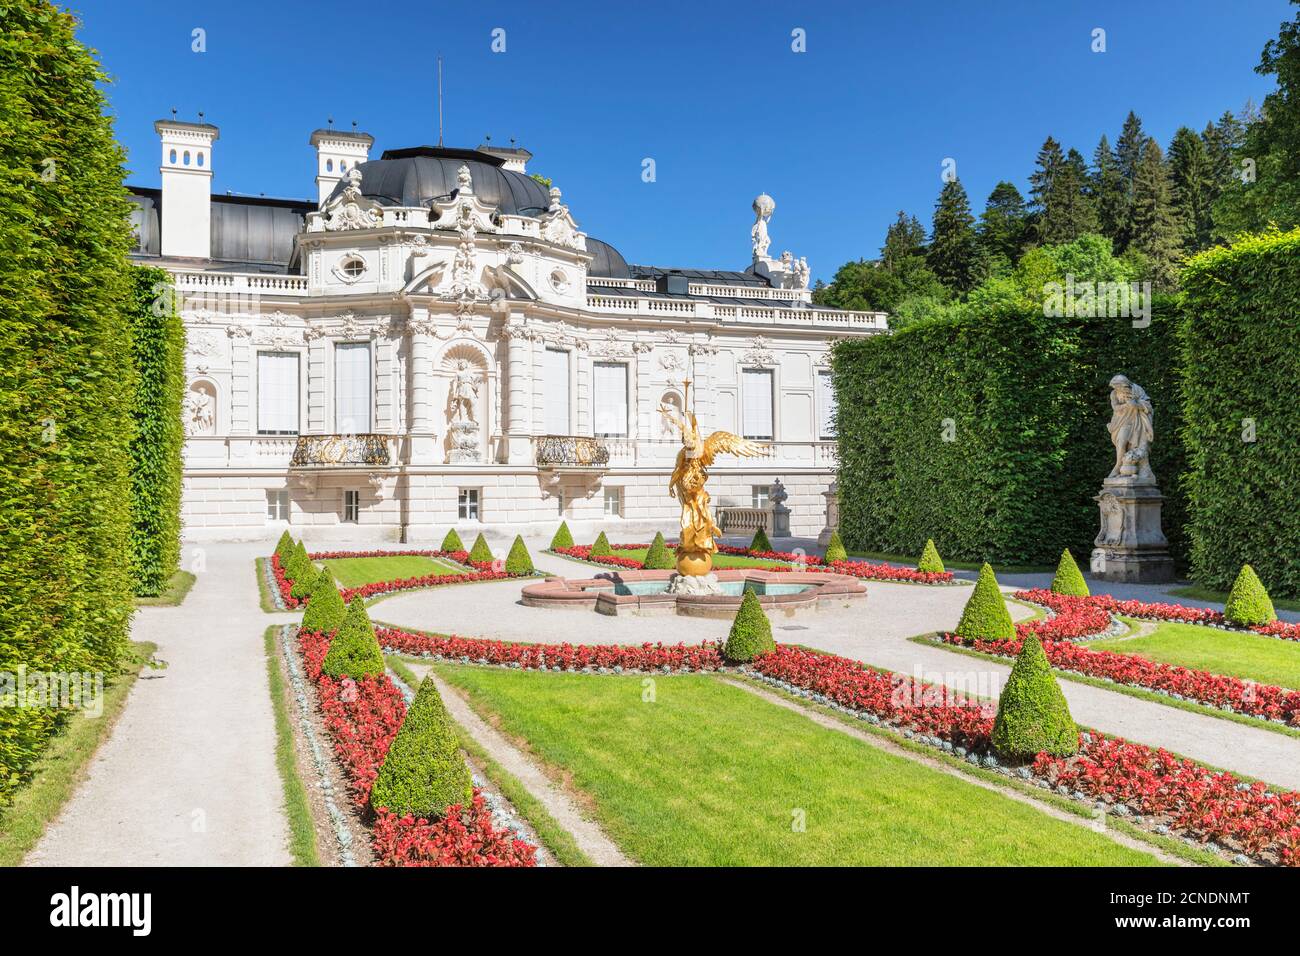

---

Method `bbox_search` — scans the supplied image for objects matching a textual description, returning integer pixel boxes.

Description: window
[458,488,480,520]
[340,256,365,279]
[334,342,371,433]
[342,489,359,524]
[266,489,290,522]
[545,348,570,434]
[603,486,623,517]
[752,485,772,509]
[593,361,628,438]
[741,368,774,440]
[818,369,837,439]
[257,352,299,435]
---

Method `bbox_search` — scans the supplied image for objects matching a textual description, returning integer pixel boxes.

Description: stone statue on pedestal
[1091,375,1175,583]
[769,478,791,538]
[447,359,483,464]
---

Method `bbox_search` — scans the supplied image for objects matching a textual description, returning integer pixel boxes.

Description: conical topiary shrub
[955,563,1015,640]
[749,527,773,553]
[991,632,1078,761]
[643,532,674,570]
[370,676,473,820]
[1050,548,1090,597]
[1224,564,1277,626]
[505,535,534,574]
[824,530,847,564]
[320,598,386,679]
[289,543,316,598]
[468,532,494,564]
[301,568,346,634]
[274,530,294,564]
[549,521,574,550]
[723,589,776,663]
[440,528,465,552]
[590,531,612,557]
[917,539,945,574]
[285,540,310,580]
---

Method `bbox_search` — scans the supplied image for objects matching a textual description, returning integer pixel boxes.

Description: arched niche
[183,379,219,436]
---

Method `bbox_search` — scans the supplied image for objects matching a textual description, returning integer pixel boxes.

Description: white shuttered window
[818,369,837,438]
[741,368,774,440]
[334,343,371,434]
[593,361,627,437]
[258,352,299,435]
[545,348,570,434]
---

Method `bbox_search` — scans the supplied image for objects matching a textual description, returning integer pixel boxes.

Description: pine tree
[1114,112,1148,248]
[1091,135,1127,245]
[881,211,927,271]
[928,179,981,292]
[1028,136,1066,219]
[1037,148,1098,244]
[1168,126,1217,252]
[977,181,1029,272]
[1129,137,1184,290]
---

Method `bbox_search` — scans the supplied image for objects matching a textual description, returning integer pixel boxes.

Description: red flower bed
[1018,588,1300,643]
[270,553,302,609]
[552,544,645,569]
[272,549,529,608]
[814,559,955,585]
[297,627,535,866]
[375,626,726,673]
[752,646,1300,865]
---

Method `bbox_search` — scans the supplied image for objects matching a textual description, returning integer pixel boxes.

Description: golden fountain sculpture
[659,380,768,591]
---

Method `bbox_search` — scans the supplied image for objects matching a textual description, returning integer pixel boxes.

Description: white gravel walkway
[26,542,298,866]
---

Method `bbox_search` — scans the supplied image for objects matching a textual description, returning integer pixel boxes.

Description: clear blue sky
[71,0,1291,282]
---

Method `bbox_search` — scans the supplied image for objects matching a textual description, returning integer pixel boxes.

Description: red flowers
[271,549,530,608]
[1019,588,1300,643]
[297,627,535,866]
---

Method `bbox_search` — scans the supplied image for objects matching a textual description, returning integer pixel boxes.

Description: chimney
[309,127,374,205]
[155,118,218,259]
[476,142,531,174]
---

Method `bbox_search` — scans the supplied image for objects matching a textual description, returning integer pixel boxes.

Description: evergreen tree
[1129,137,1184,290]
[1168,126,1217,252]
[1114,111,1148,248]
[881,211,927,271]
[1035,147,1097,244]
[976,181,1029,272]
[1028,136,1066,218]
[1091,135,1127,245]
[928,178,981,292]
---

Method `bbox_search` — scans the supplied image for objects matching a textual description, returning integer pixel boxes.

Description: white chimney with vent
[309,128,374,205]
[155,119,218,259]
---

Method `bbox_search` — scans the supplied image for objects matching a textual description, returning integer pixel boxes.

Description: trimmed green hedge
[274,531,294,564]
[370,676,472,820]
[0,2,138,804]
[748,527,773,553]
[320,599,386,679]
[955,564,1015,640]
[1050,548,1089,597]
[301,569,345,634]
[723,590,775,663]
[1223,564,1276,627]
[549,521,574,550]
[991,633,1078,761]
[833,295,1186,566]
[916,538,944,574]
[440,529,465,552]
[504,535,533,574]
[823,530,847,564]
[643,532,674,570]
[126,266,183,596]
[1181,229,1300,597]
[590,531,612,557]
[468,533,493,564]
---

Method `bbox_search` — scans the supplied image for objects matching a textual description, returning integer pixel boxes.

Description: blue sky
[73,0,1291,282]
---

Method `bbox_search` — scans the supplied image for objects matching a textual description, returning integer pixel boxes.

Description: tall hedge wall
[0,2,137,801]
[1180,228,1300,597]
[833,298,1185,566]
[128,267,184,596]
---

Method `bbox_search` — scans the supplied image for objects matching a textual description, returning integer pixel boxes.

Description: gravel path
[26,542,298,866]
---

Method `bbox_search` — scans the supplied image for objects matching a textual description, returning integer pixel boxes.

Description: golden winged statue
[659,381,768,577]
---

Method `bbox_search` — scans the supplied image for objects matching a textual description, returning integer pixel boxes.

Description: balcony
[534,435,610,470]
[289,434,393,467]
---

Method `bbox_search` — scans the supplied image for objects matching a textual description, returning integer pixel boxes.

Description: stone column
[407,310,439,465]
[502,320,532,464]
[816,480,839,547]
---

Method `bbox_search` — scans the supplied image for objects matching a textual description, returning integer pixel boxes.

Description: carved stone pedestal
[1090,477,1175,583]
[816,481,839,548]
[447,420,481,464]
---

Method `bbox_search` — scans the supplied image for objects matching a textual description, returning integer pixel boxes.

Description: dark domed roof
[329,145,551,216]
[585,236,630,278]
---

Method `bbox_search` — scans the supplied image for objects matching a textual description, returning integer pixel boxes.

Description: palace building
[129,120,886,541]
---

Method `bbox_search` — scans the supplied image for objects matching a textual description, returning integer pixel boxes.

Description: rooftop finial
[436,55,444,148]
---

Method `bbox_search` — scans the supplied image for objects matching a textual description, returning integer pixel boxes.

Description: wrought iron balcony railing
[534,435,610,469]
[290,433,393,467]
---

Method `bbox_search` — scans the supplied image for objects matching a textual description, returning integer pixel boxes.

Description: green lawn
[609,546,790,570]
[321,555,460,589]
[435,666,1161,866]
[1167,584,1300,613]
[1085,621,1300,690]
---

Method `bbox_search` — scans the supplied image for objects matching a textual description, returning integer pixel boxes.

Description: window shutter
[545,348,570,434]
[334,343,371,433]
[593,362,627,437]
[258,352,299,435]
[741,368,773,440]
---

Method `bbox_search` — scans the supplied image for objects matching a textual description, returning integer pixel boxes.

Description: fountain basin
[521,568,867,619]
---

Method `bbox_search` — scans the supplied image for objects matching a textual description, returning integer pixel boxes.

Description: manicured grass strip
[322,555,459,589]
[1085,621,1300,691]
[264,627,320,867]
[610,545,791,570]
[847,550,1054,574]
[913,633,1300,745]
[134,570,196,607]
[385,655,592,867]
[0,641,157,867]
[1169,584,1300,614]
[255,558,280,613]
[434,666,1161,866]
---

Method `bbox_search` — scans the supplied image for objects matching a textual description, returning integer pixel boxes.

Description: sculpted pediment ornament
[539,186,585,250]
[316,168,382,232]
[741,335,776,366]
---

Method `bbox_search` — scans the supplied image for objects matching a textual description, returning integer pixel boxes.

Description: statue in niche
[1105,374,1155,481]
[183,384,216,436]
[448,359,480,424]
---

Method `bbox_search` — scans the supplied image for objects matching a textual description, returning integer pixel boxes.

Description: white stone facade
[136,122,886,542]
